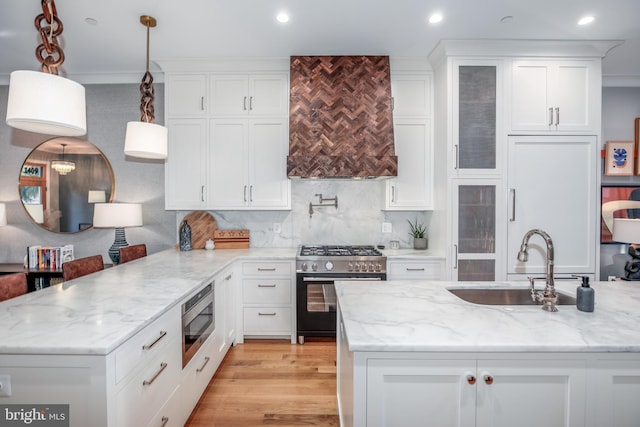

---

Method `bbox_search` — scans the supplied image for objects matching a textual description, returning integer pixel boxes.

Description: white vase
[413,237,428,250]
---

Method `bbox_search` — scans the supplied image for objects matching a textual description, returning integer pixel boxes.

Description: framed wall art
[635,118,640,175]
[601,185,640,243]
[604,140,635,176]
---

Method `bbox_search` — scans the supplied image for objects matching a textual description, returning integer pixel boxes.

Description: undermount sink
[448,287,576,306]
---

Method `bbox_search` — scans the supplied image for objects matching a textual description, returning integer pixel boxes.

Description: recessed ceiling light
[428,13,443,24]
[578,15,595,26]
[276,12,290,23]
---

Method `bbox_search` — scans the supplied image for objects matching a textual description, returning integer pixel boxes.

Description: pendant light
[51,143,75,175]
[124,15,168,160]
[6,0,87,137]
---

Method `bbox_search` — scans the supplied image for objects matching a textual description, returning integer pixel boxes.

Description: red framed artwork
[601,186,640,243]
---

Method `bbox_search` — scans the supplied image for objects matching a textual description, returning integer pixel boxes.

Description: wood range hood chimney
[287,56,397,179]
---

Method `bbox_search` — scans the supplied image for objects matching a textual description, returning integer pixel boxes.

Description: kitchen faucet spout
[517,229,557,312]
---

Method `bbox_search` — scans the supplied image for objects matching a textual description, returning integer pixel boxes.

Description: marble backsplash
[178,179,431,250]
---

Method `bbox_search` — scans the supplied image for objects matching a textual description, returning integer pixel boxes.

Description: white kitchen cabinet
[506,135,597,276]
[510,59,600,133]
[590,359,640,427]
[164,118,207,209]
[384,72,433,210]
[220,265,237,347]
[210,73,289,117]
[386,258,444,280]
[166,74,207,117]
[209,117,290,209]
[238,260,295,343]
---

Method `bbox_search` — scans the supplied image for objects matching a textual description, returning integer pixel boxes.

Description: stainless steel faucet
[517,229,558,312]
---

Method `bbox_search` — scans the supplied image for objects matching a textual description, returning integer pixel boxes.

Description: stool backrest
[62,255,104,282]
[0,272,28,302]
[119,244,147,264]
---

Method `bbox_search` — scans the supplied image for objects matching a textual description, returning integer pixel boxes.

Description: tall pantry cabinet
[429,40,612,281]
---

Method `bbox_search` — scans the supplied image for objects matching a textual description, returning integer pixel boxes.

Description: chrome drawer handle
[257,268,276,271]
[196,356,211,373]
[258,312,277,316]
[143,362,167,386]
[142,330,167,350]
[225,274,233,281]
[161,416,169,427]
[258,284,277,288]
[406,268,425,271]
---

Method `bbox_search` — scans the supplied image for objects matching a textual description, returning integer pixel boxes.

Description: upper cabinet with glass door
[451,59,504,177]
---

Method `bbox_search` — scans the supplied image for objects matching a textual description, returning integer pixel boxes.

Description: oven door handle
[302,277,383,282]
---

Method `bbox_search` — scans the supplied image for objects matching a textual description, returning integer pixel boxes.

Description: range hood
[287,56,397,179]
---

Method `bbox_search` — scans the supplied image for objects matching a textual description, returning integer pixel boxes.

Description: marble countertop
[0,247,296,356]
[336,279,640,353]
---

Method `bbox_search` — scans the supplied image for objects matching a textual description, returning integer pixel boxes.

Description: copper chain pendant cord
[35,0,65,75]
[139,16,157,124]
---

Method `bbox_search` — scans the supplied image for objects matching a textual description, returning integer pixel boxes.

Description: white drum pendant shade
[124,121,168,159]
[6,70,87,137]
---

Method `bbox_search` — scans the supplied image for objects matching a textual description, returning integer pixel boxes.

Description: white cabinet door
[165,119,207,209]
[248,118,291,209]
[591,360,640,427]
[221,268,236,347]
[210,73,289,117]
[476,359,587,427]
[391,73,431,117]
[510,60,599,132]
[166,74,207,117]
[367,359,476,427]
[507,135,597,276]
[384,118,433,210]
[209,118,249,208]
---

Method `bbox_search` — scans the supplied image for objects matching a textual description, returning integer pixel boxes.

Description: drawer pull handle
[467,374,476,385]
[143,362,168,386]
[225,274,233,281]
[196,356,211,373]
[142,330,167,350]
[484,374,494,385]
[257,268,276,271]
[161,416,169,427]
[406,268,425,271]
[258,312,277,316]
[258,284,277,288]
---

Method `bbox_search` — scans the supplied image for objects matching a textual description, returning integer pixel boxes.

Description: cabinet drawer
[243,307,291,333]
[115,305,181,384]
[388,260,444,280]
[116,337,181,427]
[242,261,292,276]
[146,385,182,427]
[243,279,291,304]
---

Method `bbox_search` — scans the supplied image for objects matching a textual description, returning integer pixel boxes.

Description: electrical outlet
[382,222,392,233]
[273,223,281,233]
[0,374,12,397]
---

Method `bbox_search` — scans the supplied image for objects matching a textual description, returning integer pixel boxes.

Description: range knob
[311,263,318,271]
[301,263,308,272]
[325,261,334,271]
[368,263,375,272]
[353,263,360,271]
[347,262,354,271]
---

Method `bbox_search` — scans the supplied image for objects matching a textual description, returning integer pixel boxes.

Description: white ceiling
[1,0,639,85]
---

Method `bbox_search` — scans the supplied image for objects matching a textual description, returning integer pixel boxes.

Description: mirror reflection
[19,137,115,233]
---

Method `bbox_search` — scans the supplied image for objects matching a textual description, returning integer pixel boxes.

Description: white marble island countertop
[336,279,640,353]
[0,247,296,356]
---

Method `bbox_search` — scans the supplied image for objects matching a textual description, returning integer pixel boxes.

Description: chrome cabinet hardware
[258,284,277,288]
[142,330,167,350]
[200,96,204,111]
[258,312,277,316]
[509,188,516,221]
[161,416,169,427]
[406,268,425,271]
[196,356,210,373]
[243,96,247,111]
[142,362,167,386]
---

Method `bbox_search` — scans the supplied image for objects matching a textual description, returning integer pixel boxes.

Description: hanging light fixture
[51,143,75,175]
[124,15,168,160]
[6,0,87,137]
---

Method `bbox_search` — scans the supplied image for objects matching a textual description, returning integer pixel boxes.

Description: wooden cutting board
[180,211,218,249]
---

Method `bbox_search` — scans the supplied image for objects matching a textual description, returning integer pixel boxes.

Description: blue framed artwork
[605,140,634,176]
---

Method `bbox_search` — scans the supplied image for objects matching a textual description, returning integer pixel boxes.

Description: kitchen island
[335,279,640,427]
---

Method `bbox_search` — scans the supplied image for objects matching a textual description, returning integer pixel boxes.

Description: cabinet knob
[484,374,494,385]
[466,374,476,385]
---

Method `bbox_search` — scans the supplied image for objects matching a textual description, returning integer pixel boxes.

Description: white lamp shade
[88,190,107,203]
[124,121,168,159]
[0,203,6,226]
[24,204,44,224]
[612,218,640,244]
[6,70,87,137]
[93,203,143,228]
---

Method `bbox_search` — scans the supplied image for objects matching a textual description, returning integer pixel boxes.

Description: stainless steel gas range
[296,244,387,344]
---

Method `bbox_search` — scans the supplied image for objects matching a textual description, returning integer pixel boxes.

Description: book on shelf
[27,245,74,270]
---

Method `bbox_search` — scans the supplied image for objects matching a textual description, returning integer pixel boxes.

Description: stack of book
[27,245,74,270]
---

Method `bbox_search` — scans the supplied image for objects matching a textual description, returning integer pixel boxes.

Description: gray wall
[0,83,176,264]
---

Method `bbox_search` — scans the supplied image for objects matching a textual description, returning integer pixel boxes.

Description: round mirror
[19,137,115,233]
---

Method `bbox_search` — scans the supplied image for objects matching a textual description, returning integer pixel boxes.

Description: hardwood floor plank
[185,339,339,427]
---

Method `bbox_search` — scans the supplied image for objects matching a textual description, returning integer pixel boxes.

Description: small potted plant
[407,218,428,250]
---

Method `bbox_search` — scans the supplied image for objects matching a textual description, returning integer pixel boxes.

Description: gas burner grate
[299,245,383,257]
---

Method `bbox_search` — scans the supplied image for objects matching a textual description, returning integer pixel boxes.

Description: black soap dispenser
[576,276,594,312]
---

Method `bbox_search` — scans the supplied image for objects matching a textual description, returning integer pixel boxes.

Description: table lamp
[93,203,143,264]
[612,218,640,280]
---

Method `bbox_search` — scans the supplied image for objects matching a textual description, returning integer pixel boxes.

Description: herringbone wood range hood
[287,56,397,179]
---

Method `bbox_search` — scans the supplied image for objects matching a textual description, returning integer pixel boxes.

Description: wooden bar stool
[62,255,105,282]
[0,272,28,302]
[119,244,147,264]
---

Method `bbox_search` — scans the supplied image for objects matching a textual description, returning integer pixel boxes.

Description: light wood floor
[185,339,339,427]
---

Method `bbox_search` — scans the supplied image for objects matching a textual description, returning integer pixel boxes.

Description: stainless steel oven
[181,282,215,367]
[296,245,386,344]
